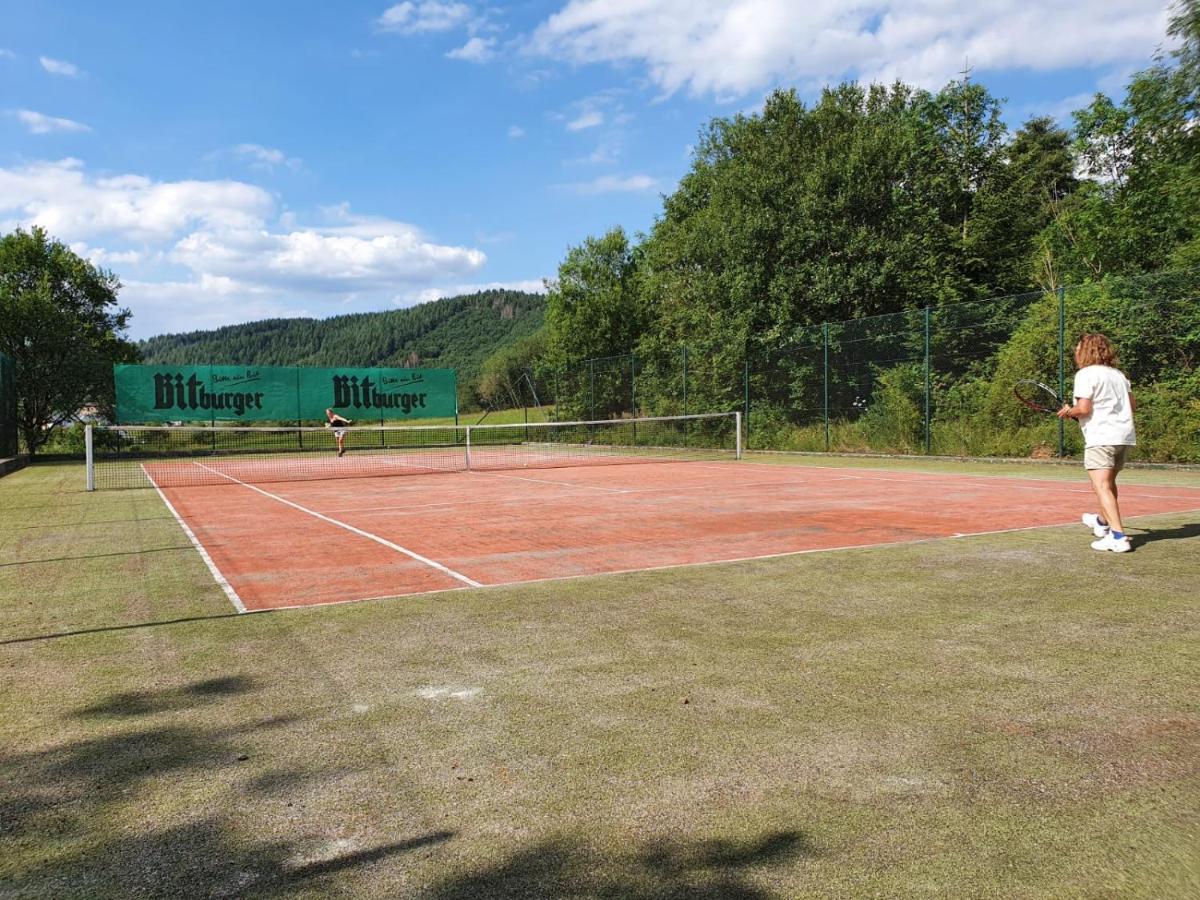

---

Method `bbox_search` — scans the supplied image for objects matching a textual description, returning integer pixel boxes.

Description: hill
[137,290,547,396]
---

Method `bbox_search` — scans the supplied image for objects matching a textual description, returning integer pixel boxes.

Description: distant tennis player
[1056,333,1136,552]
[325,408,353,457]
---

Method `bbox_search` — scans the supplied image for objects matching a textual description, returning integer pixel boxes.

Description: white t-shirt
[1073,365,1136,448]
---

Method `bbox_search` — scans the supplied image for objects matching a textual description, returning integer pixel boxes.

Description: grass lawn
[2,459,1199,898]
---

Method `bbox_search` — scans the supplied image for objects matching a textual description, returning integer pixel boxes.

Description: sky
[0,0,1178,339]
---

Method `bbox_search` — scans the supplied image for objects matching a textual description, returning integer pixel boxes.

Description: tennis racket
[1013,379,1064,414]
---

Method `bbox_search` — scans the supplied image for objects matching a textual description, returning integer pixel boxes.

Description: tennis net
[85,412,741,490]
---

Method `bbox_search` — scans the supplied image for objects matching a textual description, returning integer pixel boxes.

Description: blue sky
[0,1,1176,338]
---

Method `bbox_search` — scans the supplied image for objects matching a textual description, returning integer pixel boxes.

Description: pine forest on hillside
[137,290,546,408]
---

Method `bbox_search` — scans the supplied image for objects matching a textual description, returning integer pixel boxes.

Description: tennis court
[141,454,1200,612]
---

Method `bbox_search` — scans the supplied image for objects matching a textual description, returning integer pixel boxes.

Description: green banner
[114,364,457,423]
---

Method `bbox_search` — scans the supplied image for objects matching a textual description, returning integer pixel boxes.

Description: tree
[477,329,548,410]
[543,227,646,365]
[1038,1,1200,281]
[0,228,139,454]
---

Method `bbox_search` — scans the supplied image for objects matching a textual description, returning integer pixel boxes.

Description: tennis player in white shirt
[1057,333,1137,552]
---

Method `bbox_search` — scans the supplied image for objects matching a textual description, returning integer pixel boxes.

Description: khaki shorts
[1084,445,1130,471]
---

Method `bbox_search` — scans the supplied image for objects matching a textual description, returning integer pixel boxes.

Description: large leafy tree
[543,227,646,366]
[0,227,139,454]
[1038,0,1200,281]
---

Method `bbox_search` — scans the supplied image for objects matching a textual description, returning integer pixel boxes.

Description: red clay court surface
[149,460,1200,613]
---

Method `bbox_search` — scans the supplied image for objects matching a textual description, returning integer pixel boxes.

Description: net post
[465,425,472,471]
[734,412,743,460]
[85,424,95,491]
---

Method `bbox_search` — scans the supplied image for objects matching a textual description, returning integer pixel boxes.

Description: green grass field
[2,458,1199,898]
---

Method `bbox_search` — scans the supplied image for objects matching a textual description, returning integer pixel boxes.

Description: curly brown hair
[1074,333,1119,368]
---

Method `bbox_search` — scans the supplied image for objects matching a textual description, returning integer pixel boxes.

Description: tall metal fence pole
[1057,286,1066,457]
[822,323,830,452]
[629,353,636,417]
[588,358,595,421]
[682,347,689,417]
[924,306,931,454]
[743,357,750,445]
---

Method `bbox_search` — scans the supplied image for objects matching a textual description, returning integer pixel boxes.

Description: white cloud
[530,1,1171,98]
[567,110,603,131]
[0,159,269,241]
[1013,92,1097,126]
[39,56,81,77]
[507,125,525,138]
[120,278,313,337]
[170,226,485,293]
[376,1,472,34]
[561,174,658,194]
[14,110,91,134]
[447,36,496,62]
[71,243,147,267]
[233,143,302,171]
[0,49,15,60]
[0,158,490,337]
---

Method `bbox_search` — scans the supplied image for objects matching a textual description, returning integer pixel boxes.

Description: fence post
[588,358,595,421]
[1057,286,1066,457]
[924,306,931,454]
[823,323,830,452]
[682,347,689,417]
[85,424,94,491]
[629,352,636,417]
[743,357,750,445]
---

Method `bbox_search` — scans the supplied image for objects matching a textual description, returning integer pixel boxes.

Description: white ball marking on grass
[416,685,481,701]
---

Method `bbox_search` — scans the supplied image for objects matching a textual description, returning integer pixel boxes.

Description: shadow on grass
[73,675,258,718]
[5,677,809,896]
[1,674,456,896]
[1134,522,1200,546]
[0,609,258,646]
[0,544,194,568]
[8,819,455,897]
[428,830,813,899]
[11,515,178,529]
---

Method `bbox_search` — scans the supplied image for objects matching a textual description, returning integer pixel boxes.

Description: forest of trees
[139,289,547,410]
[531,1,1200,461]
[6,5,1196,460]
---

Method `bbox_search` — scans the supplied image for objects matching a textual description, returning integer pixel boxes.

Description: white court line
[144,465,247,614]
[252,507,1200,614]
[710,458,1200,495]
[192,462,482,588]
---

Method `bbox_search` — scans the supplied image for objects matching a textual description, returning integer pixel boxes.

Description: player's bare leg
[1087,467,1124,534]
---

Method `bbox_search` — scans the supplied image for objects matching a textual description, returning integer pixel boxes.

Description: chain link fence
[534,270,1200,463]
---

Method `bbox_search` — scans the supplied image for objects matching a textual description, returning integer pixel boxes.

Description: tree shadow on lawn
[4,676,811,897]
[428,829,814,900]
[72,674,258,718]
[1,674,455,897]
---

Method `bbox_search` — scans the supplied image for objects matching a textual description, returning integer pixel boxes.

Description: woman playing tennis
[1057,333,1136,552]
[325,408,353,457]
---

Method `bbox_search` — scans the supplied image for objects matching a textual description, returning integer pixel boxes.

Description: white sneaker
[1082,513,1110,538]
[1091,533,1132,553]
